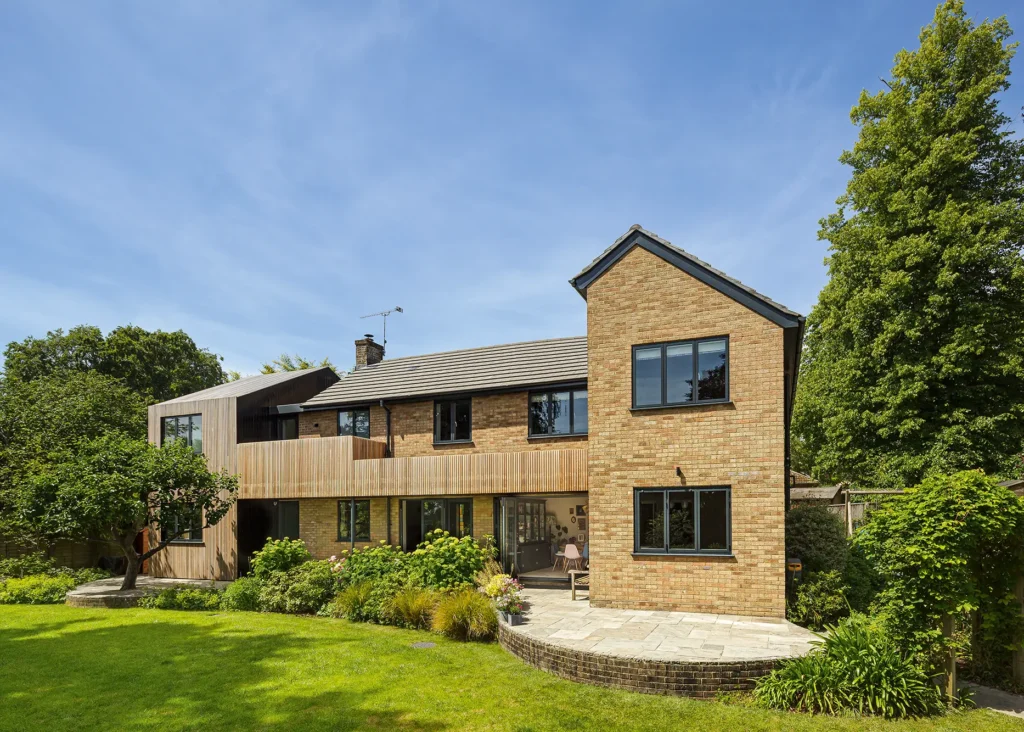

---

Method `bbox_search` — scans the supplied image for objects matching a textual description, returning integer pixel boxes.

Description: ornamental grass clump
[754,613,944,719]
[385,586,437,629]
[432,588,498,642]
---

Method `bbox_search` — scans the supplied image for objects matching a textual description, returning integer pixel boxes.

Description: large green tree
[794,1,1024,487]
[4,324,225,404]
[20,435,237,590]
[260,353,335,374]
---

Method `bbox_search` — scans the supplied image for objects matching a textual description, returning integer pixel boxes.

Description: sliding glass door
[401,498,473,551]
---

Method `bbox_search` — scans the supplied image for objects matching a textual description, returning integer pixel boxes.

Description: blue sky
[2,1,1022,374]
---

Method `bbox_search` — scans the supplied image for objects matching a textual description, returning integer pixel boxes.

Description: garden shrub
[222,576,262,611]
[841,543,878,613]
[259,560,338,614]
[755,613,944,719]
[138,586,223,611]
[386,586,437,629]
[250,537,312,579]
[785,504,847,574]
[329,580,375,621]
[432,588,498,641]
[786,570,849,631]
[474,557,504,589]
[0,552,57,579]
[0,573,78,604]
[71,567,112,584]
[333,543,408,588]
[409,530,486,590]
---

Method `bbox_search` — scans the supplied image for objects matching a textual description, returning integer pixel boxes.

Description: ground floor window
[634,487,731,555]
[338,499,371,542]
[161,510,203,544]
[401,498,472,550]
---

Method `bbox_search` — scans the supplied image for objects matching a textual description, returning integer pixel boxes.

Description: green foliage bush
[222,576,262,612]
[385,586,437,630]
[755,613,943,719]
[408,530,486,590]
[333,543,408,588]
[431,588,497,641]
[258,560,338,615]
[787,570,849,631]
[330,580,375,621]
[0,573,78,604]
[0,553,57,579]
[785,505,847,574]
[138,586,223,611]
[842,543,879,613]
[250,538,312,579]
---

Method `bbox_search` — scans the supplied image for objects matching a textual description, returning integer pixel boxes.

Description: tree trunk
[119,536,141,591]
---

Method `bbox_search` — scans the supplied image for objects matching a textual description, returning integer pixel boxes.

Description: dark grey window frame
[528,387,588,437]
[400,498,474,547]
[631,336,730,409]
[337,499,371,542]
[338,408,371,439]
[433,398,472,444]
[633,487,732,555]
[160,414,203,452]
[161,510,204,545]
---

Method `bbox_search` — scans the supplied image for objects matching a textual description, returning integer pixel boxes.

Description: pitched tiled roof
[571,225,803,326]
[303,336,587,408]
[156,367,336,405]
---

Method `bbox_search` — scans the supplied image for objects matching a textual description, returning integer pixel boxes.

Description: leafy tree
[793,1,1024,487]
[3,324,225,404]
[856,470,1024,670]
[0,372,147,547]
[785,504,848,574]
[19,434,237,590]
[260,354,335,373]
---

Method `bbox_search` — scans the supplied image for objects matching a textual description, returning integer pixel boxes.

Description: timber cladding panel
[147,397,238,581]
[586,246,787,617]
[236,436,387,499]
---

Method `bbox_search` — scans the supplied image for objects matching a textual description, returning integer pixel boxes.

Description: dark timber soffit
[156,367,338,405]
[569,225,804,329]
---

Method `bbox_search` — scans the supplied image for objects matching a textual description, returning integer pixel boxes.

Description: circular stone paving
[65,576,231,609]
[498,588,816,698]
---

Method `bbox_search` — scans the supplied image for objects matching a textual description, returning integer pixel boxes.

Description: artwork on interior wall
[570,515,576,524]
[578,533,585,543]
[578,518,587,531]
[569,508,574,516]
[576,505,587,516]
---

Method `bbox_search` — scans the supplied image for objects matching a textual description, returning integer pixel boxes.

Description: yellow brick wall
[586,246,787,617]
[300,392,587,457]
[297,497,390,558]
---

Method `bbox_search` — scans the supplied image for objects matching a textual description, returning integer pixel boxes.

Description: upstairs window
[161,414,203,453]
[634,487,731,555]
[338,499,371,542]
[338,409,370,439]
[633,337,728,408]
[529,388,588,436]
[434,398,472,443]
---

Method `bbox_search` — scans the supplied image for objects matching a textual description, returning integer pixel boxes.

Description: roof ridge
[369,335,586,366]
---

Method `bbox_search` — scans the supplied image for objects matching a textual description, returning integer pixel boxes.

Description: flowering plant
[485,574,524,615]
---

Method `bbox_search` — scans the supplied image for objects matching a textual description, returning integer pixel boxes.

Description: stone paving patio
[511,587,817,662]
[66,576,231,608]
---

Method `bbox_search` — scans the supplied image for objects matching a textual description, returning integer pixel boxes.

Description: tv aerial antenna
[359,306,403,349]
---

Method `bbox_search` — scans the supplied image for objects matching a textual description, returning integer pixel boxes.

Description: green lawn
[1,606,1021,732]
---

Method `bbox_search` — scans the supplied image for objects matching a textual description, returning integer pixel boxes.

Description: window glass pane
[338,411,354,436]
[666,344,694,404]
[280,501,300,540]
[668,491,695,550]
[190,415,203,453]
[453,399,471,441]
[338,500,351,541]
[634,347,663,406]
[550,391,571,434]
[435,402,452,442]
[176,416,190,444]
[637,493,665,550]
[697,339,727,401]
[529,393,549,435]
[353,409,370,439]
[354,501,371,541]
[699,490,729,551]
[279,417,298,440]
[423,500,443,534]
[189,510,203,541]
[572,390,588,433]
[162,417,176,445]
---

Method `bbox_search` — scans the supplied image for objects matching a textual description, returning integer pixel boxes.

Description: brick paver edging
[498,619,778,698]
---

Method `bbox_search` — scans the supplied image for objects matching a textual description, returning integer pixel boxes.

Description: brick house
[147,225,804,616]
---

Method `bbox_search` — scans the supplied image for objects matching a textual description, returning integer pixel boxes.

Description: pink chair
[563,543,582,572]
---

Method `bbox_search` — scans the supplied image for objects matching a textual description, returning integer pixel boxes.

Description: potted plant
[485,574,525,625]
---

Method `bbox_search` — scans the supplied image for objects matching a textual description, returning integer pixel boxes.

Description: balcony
[236,435,588,499]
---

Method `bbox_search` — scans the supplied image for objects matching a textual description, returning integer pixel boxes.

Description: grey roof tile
[303,336,586,408]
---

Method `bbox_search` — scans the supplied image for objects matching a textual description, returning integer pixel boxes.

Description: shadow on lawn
[0,611,447,731]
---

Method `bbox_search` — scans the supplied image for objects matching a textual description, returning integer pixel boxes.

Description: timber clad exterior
[147,225,803,614]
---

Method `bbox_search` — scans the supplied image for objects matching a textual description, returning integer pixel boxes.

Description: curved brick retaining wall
[499,620,778,698]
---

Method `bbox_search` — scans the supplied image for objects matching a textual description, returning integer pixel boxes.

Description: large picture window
[529,388,587,436]
[338,409,370,439]
[434,399,472,443]
[634,487,731,555]
[338,500,371,542]
[161,414,203,453]
[632,337,728,408]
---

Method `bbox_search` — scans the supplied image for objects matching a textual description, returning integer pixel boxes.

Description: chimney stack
[355,334,384,368]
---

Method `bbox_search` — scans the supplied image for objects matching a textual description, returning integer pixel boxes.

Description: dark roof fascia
[570,230,803,330]
[300,378,590,412]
